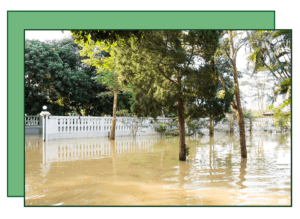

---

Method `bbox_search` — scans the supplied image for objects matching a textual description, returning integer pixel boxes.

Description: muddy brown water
[25,132,291,206]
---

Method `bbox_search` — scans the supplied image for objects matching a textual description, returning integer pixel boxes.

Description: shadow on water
[25,131,291,206]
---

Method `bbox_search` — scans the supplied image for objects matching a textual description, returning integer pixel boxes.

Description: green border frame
[8,11,275,198]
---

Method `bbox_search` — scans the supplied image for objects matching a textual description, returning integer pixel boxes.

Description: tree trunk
[177,96,186,161]
[110,89,118,140]
[209,118,214,137]
[235,107,247,158]
[232,70,247,158]
[110,140,117,177]
[230,120,234,134]
[228,31,247,159]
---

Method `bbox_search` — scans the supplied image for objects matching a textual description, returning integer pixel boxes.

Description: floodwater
[25,132,291,206]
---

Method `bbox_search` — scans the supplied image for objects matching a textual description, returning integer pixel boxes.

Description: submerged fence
[25,116,42,134]
[39,116,157,141]
[26,112,290,141]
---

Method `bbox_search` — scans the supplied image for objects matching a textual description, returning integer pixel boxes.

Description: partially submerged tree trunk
[234,105,247,158]
[110,89,118,140]
[178,95,186,161]
[110,140,117,177]
[209,118,214,137]
[230,121,234,134]
[217,31,247,158]
[228,31,247,159]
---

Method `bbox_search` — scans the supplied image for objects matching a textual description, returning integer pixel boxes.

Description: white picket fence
[42,116,157,141]
[25,116,42,126]
[25,116,43,134]
[26,113,290,140]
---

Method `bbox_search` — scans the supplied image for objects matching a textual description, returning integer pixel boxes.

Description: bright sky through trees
[25,30,72,42]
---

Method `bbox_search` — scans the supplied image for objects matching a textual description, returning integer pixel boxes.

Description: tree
[246,30,291,128]
[196,78,232,137]
[113,30,222,161]
[71,30,145,46]
[267,78,291,130]
[243,109,260,134]
[213,50,240,135]
[120,117,147,138]
[25,38,117,116]
[76,36,136,140]
[216,31,248,158]
[246,30,291,79]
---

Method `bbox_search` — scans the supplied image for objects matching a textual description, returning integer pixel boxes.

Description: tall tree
[113,30,222,161]
[216,31,248,158]
[76,37,135,140]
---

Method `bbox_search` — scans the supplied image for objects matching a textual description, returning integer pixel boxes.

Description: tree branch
[158,68,178,85]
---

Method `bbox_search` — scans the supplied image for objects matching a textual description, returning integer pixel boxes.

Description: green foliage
[267,105,290,130]
[116,109,135,117]
[252,111,263,118]
[246,30,291,80]
[265,77,291,130]
[184,144,190,157]
[155,123,167,134]
[185,116,203,136]
[113,30,222,119]
[71,30,145,46]
[216,90,226,99]
[243,110,260,119]
[25,38,126,116]
[101,112,108,117]
[76,35,137,117]
[243,110,259,132]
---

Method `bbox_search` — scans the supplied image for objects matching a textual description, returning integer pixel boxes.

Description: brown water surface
[25,132,291,206]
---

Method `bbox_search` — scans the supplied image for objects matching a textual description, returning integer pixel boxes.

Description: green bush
[116,109,135,117]
[155,123,167,133]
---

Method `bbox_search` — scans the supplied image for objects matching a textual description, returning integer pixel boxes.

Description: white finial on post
[40,106,51,141]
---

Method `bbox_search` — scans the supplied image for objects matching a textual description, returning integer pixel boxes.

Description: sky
[25,30,276,111]
[25,30,73,43]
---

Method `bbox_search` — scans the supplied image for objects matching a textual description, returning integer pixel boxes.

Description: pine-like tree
[113,30,222,161]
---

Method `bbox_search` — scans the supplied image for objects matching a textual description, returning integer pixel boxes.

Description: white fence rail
[27,112,290,140]
[25,116,42,126]
[25,116,43,134]
[43,116,157,141]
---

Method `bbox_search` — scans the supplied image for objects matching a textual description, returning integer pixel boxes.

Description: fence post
[39,106,51,141]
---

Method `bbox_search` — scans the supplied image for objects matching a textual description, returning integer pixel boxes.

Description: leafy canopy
[112,30,222,118]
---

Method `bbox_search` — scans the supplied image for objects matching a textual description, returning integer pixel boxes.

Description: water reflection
[110,140,117,178]
[44,137,156,163]
[236,158,247,189]
[25,132,291,206]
